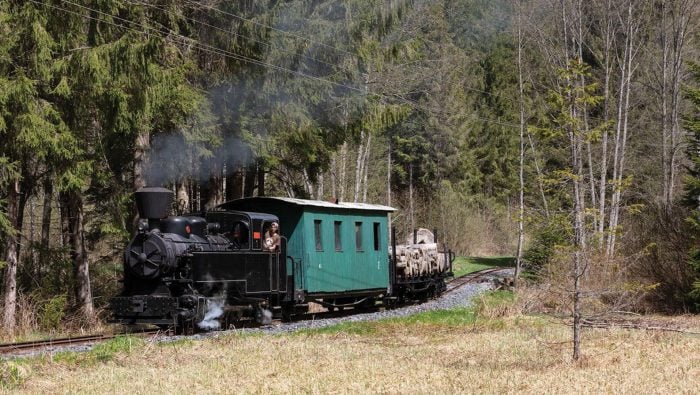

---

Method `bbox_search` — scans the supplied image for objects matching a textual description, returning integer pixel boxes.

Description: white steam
[197,298,225,330]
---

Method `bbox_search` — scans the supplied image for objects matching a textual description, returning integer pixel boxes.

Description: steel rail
[444,267,508,294]
[0,330,165,355]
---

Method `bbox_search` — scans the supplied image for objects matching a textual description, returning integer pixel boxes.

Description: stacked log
[394,229,447,278]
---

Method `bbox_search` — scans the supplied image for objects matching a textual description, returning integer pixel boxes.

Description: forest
[0,0,699,335]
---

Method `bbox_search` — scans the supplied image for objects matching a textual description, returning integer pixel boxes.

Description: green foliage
[523,214,572,270]
[0,360,31,389]
[39,295,67,331]
[387,307,479,326]
[683,62,700,311]
[90,336,144,362]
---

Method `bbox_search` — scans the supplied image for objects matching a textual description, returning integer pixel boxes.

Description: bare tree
[515,0,526,286]
[659,0,696,208]
[607,0,642,258]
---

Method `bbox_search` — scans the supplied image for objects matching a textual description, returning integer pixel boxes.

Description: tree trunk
[354,131,366,202]
[607,2,637,257]
[257,160,265,196]
[40,177,53,282]
[317,174,324,200]
[62,191,94,321]
[133,129,149,230]
[527,132,550,218]
[2,178,20,333]
[303,169,316,198]
[515,0,525,286]
[243,162,257,197]
[225,162,244,201]
[597,0,613,245]
[362,133,372,203]
[205,163,224,210]
[409,163,415,232]
[387,136,392,207]
[573,247,582,360]
[339,142,347,202]
[176,178,189,214]
[667,0,691,205]
[134,130,149,190]
[387,135,392,237]
[661,0,671,207]
[331,155,338,199]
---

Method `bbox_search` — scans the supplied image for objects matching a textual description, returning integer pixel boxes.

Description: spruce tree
[682,62,700,311]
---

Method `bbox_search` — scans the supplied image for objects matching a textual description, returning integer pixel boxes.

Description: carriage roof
[217,196,396,213]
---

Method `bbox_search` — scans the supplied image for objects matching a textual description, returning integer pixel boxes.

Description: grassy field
[451,256,515,277]
[3,292,698,394]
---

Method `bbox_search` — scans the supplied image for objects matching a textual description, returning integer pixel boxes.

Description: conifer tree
[682,62,700,311]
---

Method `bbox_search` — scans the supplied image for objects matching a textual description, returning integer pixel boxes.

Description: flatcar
[111,187,453,332]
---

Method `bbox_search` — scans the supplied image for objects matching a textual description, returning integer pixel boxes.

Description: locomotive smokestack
[135,187,173,229]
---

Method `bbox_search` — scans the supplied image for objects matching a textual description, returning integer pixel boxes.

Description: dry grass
[7,313,699,394]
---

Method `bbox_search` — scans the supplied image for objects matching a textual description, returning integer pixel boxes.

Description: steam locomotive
[111,187,453,332]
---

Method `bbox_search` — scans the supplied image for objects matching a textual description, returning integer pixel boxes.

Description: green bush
[39,295,67,331]
[523,215,571,271]
[686,248,700,312]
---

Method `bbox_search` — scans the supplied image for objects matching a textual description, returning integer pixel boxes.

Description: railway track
[0,329,165,356]
[0,267,509,356]
[444,267,508,294]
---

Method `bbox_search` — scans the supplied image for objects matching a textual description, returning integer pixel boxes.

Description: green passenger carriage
[217,197,396,306]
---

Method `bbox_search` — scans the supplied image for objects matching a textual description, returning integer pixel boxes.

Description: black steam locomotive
[111,187,453,332]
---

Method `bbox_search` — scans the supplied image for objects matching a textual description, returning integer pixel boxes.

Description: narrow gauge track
[295,267,510,322]
[444,267,508,295]
[0,268,509,356]
[0,330,165,356]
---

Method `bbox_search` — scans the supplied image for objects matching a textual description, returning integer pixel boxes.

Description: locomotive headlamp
[137,219,149,233]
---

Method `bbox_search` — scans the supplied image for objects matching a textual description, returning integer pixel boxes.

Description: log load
[394,229,447,278]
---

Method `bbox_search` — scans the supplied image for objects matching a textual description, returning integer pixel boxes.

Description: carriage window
[355,222,363,251]
[314,220,323,251]
[334,221,342,251]
[373,222,380,251]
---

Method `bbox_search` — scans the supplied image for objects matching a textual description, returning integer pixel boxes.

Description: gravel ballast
[7,269,513,357]
[181,268,512,340]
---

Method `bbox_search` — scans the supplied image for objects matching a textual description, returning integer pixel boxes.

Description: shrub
[39,295,67,331]
[523,214,571,271]
[625,203,698,312]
